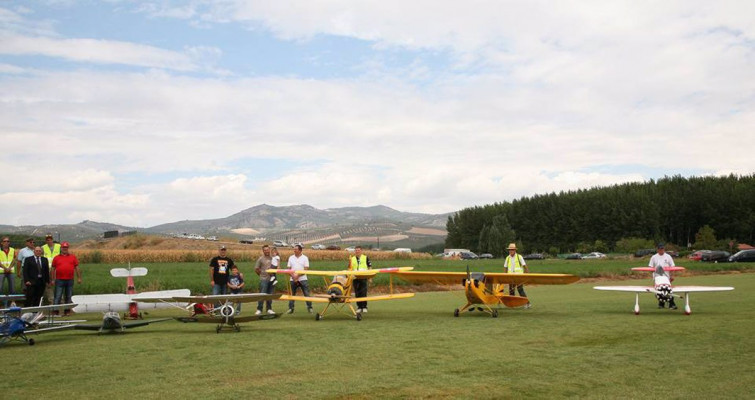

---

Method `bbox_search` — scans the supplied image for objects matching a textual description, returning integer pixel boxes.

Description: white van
[393,248,412,253]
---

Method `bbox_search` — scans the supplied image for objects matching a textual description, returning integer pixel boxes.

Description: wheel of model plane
[492,310,498,318]
[28,338,35,346]
[356,313,362,321]
[315,313,321,321]
[453,309,459,317]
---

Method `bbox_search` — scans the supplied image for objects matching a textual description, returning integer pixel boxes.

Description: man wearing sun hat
[51,241,82,316]
[504,242,531,309]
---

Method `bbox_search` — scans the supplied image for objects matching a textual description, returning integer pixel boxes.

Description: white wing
[594,286,655,293]
[110,267,148,277]
[133,289,191,309]
[72,294,131,312]
[671,286,734,293]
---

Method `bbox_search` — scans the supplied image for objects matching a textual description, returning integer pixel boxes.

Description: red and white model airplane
[594,266,734,315]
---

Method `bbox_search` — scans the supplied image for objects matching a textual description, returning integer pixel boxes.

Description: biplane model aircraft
[138,293,282,332]
[72,265,190,318]
[268,267,415,321]
[594,266,734,315]
[389,267,580,317]
[0,304,78,346]
[74,311,171,334]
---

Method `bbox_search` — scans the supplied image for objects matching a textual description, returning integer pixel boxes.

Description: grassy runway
[2,272,752,399]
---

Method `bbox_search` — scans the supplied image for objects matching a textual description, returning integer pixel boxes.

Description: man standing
[209,246,234,295]
[23,246,50,307]
[0,237,18,306]
[51,242,82,316]
[649,243,677,309]
[42,234,61,267]
[347,246,371,313]
[287,244,312,314]
[504,243,531,309]
[254,245,276,315]
[17,238,36,273]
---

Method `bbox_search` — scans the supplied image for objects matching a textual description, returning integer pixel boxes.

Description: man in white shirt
[286,244,313,314]
[648,243,677,309]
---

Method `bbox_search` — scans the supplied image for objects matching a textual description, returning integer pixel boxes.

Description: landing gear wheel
[492,310,499,318]
[315,313,321,321]
[356,313,363,321]
[28,338,35,346]
[454,309,460,317]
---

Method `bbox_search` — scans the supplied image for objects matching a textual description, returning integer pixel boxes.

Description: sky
[1,1,753,227]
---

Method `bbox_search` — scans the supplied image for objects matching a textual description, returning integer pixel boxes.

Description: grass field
[2,272,753,399]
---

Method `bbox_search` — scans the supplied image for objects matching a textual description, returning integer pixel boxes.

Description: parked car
[523,253,545,260]
[311,244,326,250]
[206,236,218,241]
[326,245,341,251]
[688,250,712,261]
[239,239,253,244]
[345,247,356,252]
[565,253,582,260]
[479,253,494,259]
[729,249,755,262]
[701,251,730,262]
[459,251,479,260]
[393,248,412,253]
[273,240,288,247]
[634,249,656,257]
[582,252,607,259]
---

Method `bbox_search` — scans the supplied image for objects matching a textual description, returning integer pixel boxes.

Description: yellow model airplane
[390,267,579,317]
[268,267,415,321]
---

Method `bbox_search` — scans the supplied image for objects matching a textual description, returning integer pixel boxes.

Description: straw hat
[507,243,517,251]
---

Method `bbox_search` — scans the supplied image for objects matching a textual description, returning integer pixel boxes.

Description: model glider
[138,293,282,332]
[74,311,171,334]
[390,267,579,317]
[72,265,190,318]
[268,267,415,321]
[0,304,78,346]
[594,266,734,315]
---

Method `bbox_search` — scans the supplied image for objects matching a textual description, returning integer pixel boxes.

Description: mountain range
[1,204,451,242]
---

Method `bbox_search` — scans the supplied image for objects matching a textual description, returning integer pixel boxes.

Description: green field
[64,258,755,295]
[2,271,753,399]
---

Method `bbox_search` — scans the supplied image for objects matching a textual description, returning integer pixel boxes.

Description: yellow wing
[390,271,579,285]
[349,293,414,302]
[268,266,413,278]
[278,294,330,303]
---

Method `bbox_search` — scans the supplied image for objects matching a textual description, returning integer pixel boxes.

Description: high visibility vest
[349,255,369,271]
[505,254,525,274]
[43,243,61,267]
[0,248,16,274]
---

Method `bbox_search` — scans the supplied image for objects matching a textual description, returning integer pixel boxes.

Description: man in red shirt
[51,242,82,316]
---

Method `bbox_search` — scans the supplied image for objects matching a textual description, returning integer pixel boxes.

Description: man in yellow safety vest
[42,234,61,304]
[1,236,19,303]
[347,246,372,313]
[504,243,531,309]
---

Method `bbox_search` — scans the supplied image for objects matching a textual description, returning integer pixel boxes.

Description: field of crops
[2,272,752,399]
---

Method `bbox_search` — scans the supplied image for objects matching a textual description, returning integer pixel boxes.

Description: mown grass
[1,273,752,399]
[69,258,755,295]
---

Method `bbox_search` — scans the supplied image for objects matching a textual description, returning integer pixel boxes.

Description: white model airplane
[594,266,734,315]
[72,266,190,317]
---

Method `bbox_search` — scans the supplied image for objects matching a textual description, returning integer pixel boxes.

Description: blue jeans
[54,279,74,311]
[258,279,274,311]
[212,284,228,295]
[289,280,312,310]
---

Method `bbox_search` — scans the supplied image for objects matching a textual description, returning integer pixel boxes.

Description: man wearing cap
[23,246,50,307]
[51,242,82,316]
[649,243,677,309]
[209,246,235,295]
[17,238,36,272]
[504,243,531,309]
[1,237,19,305]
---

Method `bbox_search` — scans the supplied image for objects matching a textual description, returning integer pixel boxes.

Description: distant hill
[2,204,450,246]
[145,204,449,234]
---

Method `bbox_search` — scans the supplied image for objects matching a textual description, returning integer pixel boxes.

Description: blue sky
[1,1,753,227]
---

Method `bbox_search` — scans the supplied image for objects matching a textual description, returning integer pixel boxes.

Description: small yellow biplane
[268,267,415,321]
[390,267,579,317]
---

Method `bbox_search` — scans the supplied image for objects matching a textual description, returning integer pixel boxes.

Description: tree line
[445,174,755,256]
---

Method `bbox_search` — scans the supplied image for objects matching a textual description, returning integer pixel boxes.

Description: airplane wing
[170,293,282,304]
[175,314,279,323]
[72,294,131,312]
[278,295,331,303]
[268,267,413,278]
[593,286,655,293]
[110,267,148,277]
[390,271,579,285]
[669,286,734,293]
[25,324,76,334]
[0,303,78,314]
[348,293,415,302]
[631,267,686,272]
[73,318,172,331]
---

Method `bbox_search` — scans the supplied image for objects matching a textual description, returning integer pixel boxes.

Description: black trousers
[508,284,527,297]
[354,279,368,309]
[25,283,46,307]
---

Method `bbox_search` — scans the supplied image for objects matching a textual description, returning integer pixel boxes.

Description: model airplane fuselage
[0,304,78,346]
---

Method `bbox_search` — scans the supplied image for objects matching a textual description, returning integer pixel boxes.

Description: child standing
[227,265,245,313]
